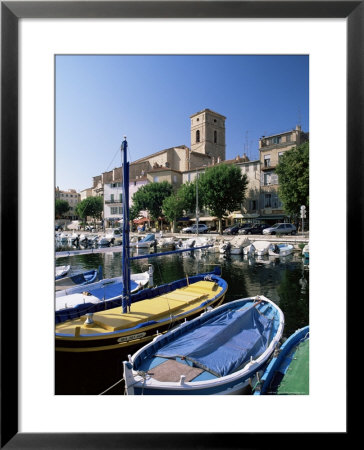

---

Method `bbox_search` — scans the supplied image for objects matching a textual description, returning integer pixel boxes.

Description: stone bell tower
[190,109,226,162]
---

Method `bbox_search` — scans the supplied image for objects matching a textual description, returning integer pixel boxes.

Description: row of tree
[55,196,104,226]
[131,163,249,233]
[55,142,309,232]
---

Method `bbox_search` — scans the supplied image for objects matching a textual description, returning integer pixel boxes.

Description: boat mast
[121,137,131,313]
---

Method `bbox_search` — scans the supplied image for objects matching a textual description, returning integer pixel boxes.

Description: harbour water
[55,242,309,395]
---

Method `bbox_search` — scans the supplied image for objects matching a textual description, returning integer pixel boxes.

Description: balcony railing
[261,164,277,171]
[105,199,122,204]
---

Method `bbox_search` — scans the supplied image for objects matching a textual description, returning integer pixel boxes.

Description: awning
[191,216,217,222]
[228,212,260,219]
[256,214,288,220]
[177,217,190,222]
[133,217,149,224]
[229,213,244,219]
[241,213,259,219]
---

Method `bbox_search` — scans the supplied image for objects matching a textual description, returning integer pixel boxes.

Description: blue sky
[56,55,309,192]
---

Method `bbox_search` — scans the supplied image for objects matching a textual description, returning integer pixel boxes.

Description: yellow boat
[56,272,227,353]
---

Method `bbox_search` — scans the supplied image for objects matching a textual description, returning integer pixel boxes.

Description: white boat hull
[55,271,149,311]
[123,295,284,395]
[268,243,294,257]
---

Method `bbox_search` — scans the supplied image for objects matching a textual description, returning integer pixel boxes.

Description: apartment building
[55,187,80,220]
[235,157,261,221]
[259,125,309,223]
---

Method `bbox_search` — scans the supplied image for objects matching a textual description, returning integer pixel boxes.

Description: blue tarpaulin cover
[140,234,155,242]
[68,270,97,285]
[155,305,273,377]
[86,279,139,300]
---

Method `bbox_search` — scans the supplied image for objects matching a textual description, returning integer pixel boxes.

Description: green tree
[177,181,197,213]
[276,142,309,220]
[75,196,103,226]
[199,164,249,234]
[162,192,185,232]
[55,199,70,219]
[131,181,173,221]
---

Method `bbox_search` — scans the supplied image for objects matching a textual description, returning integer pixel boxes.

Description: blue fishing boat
[130,233,156,248]
[55,268,100,292]
[253,325,309,395]
[55,271,150,312]
[55,138,227,354]
[123,295,284,395]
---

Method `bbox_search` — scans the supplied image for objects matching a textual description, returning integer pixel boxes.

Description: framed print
[1,0,358,447]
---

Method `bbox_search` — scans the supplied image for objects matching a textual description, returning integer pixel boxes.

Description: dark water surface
[55,246,309,394]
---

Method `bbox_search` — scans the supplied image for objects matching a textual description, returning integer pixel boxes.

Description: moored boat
[204,237,220,253]
[219,240,231,254]
[55,264,71,280]
[55,271,150,312]
[57,232,70,243]
[243,243,255,256]
[55,269,227,351]
[191,236,211,251]
[156,237,176,250]
[55,268,101,292]
[229,236,250,255]
[130,233,156,248]
[221,236,251,255]
[123,295,284,395]
[105,228,123,243]
[176,237,197,250]
[249,240,271,256]
[68,232,79,245]
[268,243,294,257]
[98,235,112,246]
[254,325,309,395]
[302,244,309,259]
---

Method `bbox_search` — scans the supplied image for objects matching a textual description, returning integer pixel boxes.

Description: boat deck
[277,338,309,394]
[134,300,279,384]
[56,280,222,336]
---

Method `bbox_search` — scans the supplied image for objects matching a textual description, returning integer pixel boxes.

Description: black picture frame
[1,1,357,448]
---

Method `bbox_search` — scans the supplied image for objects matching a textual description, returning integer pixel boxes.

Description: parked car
[262,223,297,235]
[223,223,252,235]
[182,224,209,234]
[238,224,270,235]
[223,224,243,235]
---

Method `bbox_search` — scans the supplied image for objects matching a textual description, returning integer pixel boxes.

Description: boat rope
[105,146,122,173]
[135,370,149,395]
[251,372,262,393]
[98,377,124,395]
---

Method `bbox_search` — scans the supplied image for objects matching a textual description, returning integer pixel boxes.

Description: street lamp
[196,168,199,236]
[300,205,306,235]
[195,165,206,236]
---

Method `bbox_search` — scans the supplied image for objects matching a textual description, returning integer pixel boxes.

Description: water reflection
[56,244,309,338]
